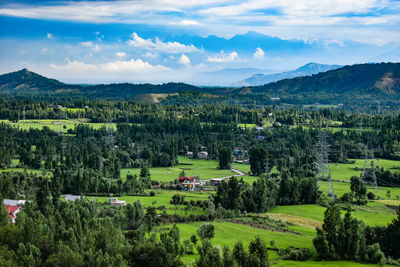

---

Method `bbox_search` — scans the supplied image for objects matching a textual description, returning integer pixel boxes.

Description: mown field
[88,189,210,216]
[0,119,117,132]
[121,156,242,182]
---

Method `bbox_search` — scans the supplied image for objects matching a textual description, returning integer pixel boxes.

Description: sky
[0,0,399,84]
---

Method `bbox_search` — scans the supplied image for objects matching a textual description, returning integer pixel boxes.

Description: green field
[121,156,239,182]
[88,190,211,215]
[167,221,316,264]
[268,203,396,227]
[318,180,400,200]
[0,119,117,133]
[330,159,400,181]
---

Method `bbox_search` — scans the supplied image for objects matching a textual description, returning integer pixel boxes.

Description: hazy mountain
[234,63,343,86]
[191,67,277,86]
[249,62,400,95]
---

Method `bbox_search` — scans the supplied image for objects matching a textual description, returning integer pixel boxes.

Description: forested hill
[0,69,203,97]
[249,62,400,95]
[0,68,72,92]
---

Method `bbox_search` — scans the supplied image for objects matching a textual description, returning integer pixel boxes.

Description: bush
[367,191,375,200]
[278,247,312,261]
[149,191,156,196]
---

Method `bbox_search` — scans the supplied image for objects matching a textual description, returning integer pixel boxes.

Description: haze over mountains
[1,62,399,99]
[233,63,343,87]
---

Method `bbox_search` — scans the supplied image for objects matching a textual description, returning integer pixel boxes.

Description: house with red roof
[4,205,21,223]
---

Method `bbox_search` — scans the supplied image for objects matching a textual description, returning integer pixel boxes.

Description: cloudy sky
[0,0,399,84]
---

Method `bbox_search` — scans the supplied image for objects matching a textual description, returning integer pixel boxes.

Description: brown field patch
[265,213,322,230]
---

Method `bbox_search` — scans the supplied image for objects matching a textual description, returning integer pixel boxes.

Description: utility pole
[316,131,334,199]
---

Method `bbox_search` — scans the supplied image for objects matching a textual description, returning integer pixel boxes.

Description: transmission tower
[22,106,26,121]
[105,117,115,149]
[316,131,334,199]
[360,147,378,191]
[264,156,270,174]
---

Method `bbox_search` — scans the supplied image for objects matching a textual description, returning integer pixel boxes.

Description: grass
[0,119,118,133]
[167,221,316,264]
[329,159,400,181]
[238,123,256,129]
[88,189,212,216]
[271,260,390,266]
[318,180,400,200]
[121,156,239,182]
[268,203,396,227]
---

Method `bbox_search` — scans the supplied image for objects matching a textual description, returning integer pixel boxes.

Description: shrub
[367,191,375,200]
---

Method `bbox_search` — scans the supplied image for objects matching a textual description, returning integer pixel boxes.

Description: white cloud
[50,58,170,73]
[178,54,191,65]
[50,59,96,71]
[41,47,48,54]
[127,32,199,53]
[116,52,126,57]
[172,19,203,26]
[253,47,265,59]
[47,33,53,39]
[93,44,101,52]
[144,52,158,58]
[207,51,238,63]
[79,41,93,47]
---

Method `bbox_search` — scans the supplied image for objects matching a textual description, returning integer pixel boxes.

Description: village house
[108,198,127,206]
[5,205,21,223]
[186,151,194,158]
[233,149,245,160]
[3,199,26,223]
[197,151,208,159]
[63,194,86,202]
[179,176,204,191]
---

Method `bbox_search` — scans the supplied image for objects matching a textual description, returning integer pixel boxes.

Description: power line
[315,131,334,199]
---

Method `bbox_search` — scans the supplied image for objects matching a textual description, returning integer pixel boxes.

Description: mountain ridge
[233,63,343,86]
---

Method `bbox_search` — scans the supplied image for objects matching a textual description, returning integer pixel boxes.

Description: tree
[249,147,268,176]
[197,223,215,240]
[248,236,268,267]
[350,176,367,203]
[218,146,232,170]
[195,240,222,267]
[0,194,9,226]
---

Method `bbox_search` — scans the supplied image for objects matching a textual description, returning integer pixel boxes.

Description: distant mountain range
[1,62,400,99]
[191,67,277,86]
[233,63,342,86]
[248,62,400,95]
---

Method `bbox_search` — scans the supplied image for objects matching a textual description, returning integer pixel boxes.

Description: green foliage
[197,223,215,240]
[218,146,232,170]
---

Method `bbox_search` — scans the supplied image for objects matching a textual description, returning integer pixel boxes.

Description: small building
[197,151,208,159]
[3,199,26,206]
[179,176,204,191]
[108,198,127,206]
[186,151,194,158]
[210,178,225,186]
[270,97,280,101]
[255,125,263,131]
[257,136,265,140]
[63,195,86,202]
[4,205,21,223]
[233,149,245,160]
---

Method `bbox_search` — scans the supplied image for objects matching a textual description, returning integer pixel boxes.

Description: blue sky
[0,0,399,84]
